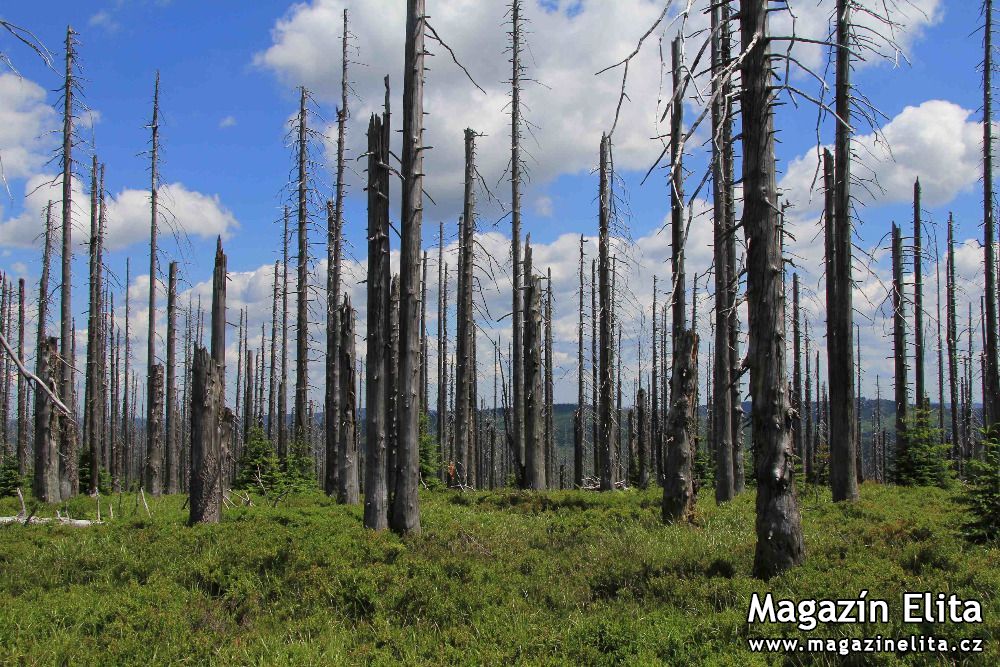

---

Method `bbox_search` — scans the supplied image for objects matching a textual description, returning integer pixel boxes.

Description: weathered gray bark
[294,87,309,448]
[510,0,525,486]
[663,330,697,522]
[189,347,222,525]
[437,220,446,481]
[892,223,909,481]
[456,129,477,486]
[166,262,179,493]
[913,179,926,408]
[740,0,805,579]
[391,0,425,535]
[387,276,400,498]
[83,156,100,492]
[804,319,812,481]
[669,37,686,365]
[365,111,390,529]
[983,0,1000,429]
[421,251,429,416]
[946,214,960,460]
[637,386,649,488]
[791,272,801,475]
[279,208,289,461]
[146,72,163,496]
[33,203,58,501]
[598,134,613,491]
[338,296,359,504]
[523,244,545,490]
[591,258,598,478]
[574,235,585,487]
[58,27,78,500]
[16,279,27,476]
[651,276,659,486]
[545,267,554,488]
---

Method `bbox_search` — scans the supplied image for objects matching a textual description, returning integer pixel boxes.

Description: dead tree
[166,262,178,493]
[421,251,429,416]
[913,179,926,408]
[146,72,163,496]
[804,318,812,481]
[892,223,908,480]
[740,0,804,579]
[386,276,400,504]
[326,10,349,496]
[84,156,104,493]
[338,296,359,504]
[791,273,802,471]
[983,0,1000,429]
[365,110,390,530]
[437,221,446,479]
[122,259,132,488]
[58,26,78,500]
[545,267,554,488]
[268,261,279,442]
[510,0,526,486]
[33,203,59,501]
[16,279,27,476]
[190,240,227,525]
[574,235,585,487]
[597,134,614,492]
[651,277,659,485]
[591,258,598,478]
[824,159,858,501]
[523,241,545,490]
[637,386,649,488]
[712,1,735,503]
[946,214,960,459]
[669,37,686,367]
[294,86,310,448]
[663,330,697,522]
[456,129,477,486]
[279,208,290,461]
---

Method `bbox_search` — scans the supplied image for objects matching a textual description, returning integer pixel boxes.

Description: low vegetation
[1,483,996,665]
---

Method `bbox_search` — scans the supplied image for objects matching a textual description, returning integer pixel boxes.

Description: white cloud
[88,11,121,34]
[219,115,237,129]
[0,73,57,184]
[534,195,554,218]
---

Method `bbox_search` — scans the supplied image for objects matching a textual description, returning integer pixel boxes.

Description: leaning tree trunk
[338,296,359,504]
[364,110,391,530]
[892,223,909,482]
[597,134,614,491]
[663,330,698,522]
[740,0,805,579]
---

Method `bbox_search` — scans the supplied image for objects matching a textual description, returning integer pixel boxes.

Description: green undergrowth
[0,483,996,665]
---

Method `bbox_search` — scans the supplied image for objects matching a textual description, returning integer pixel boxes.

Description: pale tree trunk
[146,72,163,496]
[804,319,812,482]
[17,279,27,476]
[598,134,613,491]
[523,241,545,490]
[34,203,59,501]
[591,258,598,479]
[437,221,446,480]
[892,223,909,481]
[166,261,178,493]
[947,214,960,460]
[663,330,697,521]
[983,0,1000,429]
[279,208,290,461]
[338,296,359,504]
[740,0,805,579]
[913,179,926,408]
[365,110,390,530]
[268,261,279,442]
[294,87,309,448]
[387,276,399,499]
[669,37,685,369]
[59,27,78,500]
[545,267,554,488]
[456,129,477,486]
[510,0,525,485]
[574,235,585,487]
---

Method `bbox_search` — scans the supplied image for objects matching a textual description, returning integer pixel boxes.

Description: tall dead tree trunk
[574,235,585,487]
[598,134,613,492]
[651,277,659,486]
[122,260,132,489]
[387,276,400,509]
[712,1,735,504]
[268,261,279,442]
[437,221,446,480]
[84,156,102,493]
[663,330,697,521]
[935,243,946,445]
[190,240,227,525]
[669,37,686,371]
[338,296,359,504]
[740,0,805,579]
[421,251,429,416]
[591,258,598,478]
[892,223,909,481]
[946,214,960,460]
[326,10,349,497]
[456,129,477,487]
[365,110,390,530]
[983,0,1000,429]
[545,267,554,488]
[166,261,178,493]
[279,208,290,461]
[913,179,926,408]
[523,240,545,490]
[294,87,310,450]
[16,279,27,476]
[510,0,526,487]
[791,273,802,470]
[637,386,649,488]
[146,72,163,496]
[34,203,59,501]
[58,26,78,500]
[804,318,812,481]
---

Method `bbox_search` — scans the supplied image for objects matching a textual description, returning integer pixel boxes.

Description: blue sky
[0,0,992,403]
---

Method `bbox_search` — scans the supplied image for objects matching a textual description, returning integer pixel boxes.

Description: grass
[0,483,996,665]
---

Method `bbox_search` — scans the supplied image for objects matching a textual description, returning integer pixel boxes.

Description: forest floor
[0,483,996,665]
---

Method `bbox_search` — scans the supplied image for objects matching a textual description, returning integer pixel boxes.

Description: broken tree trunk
[166,261,179,493]
[575,235,585,487]
[662,330,698,522]
[598,134,613,492]
[892,223,909,482]
[338,296,359,504]
[523,240,545,490]
[33,203,59,502]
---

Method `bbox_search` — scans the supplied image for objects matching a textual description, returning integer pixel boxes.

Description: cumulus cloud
[0,74,57,184]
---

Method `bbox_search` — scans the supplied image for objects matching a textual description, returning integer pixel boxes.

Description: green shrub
[897,407,951,488]
[235,428,313,498]
[0,455,21,497]
[964,432,1000,543]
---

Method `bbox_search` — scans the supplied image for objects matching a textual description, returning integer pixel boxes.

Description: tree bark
[338,296,359,504]
[146,72,163,496]
[523,247,545,490]
[510,0,525,486]
[574,235,585,487]
[740,0,805,579]
[663,330,697,521]
[983,0,1000,429]
[456,129,477,487]
[892,223,909,481]
[166,262,179,493]
[913,179,926,408]
[598,134,613,491]
[946,214,960,461]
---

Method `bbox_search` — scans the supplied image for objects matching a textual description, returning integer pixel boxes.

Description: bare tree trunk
[146,72,163,496]
[892,223,909,481]
[166,261,178,493]
[591,258,598,479]
[17,279,27,476]
[84,156,100,492]
[510,0,526,487]
[912,179,926,409]
[669,37,686,368]
[651,276,659,486]
[421,252,428,417]
[598,134,613,492]
[437,221,446,481]
[791,272,801,475]
[110,295,120,492]
[804,319,812,482]
[365,110,390,529]
[545,267,554,488]
[33,203,59,501]
[325,198,342,496]
[190,240,227,524]
[740,0,804,579]
[712,1,734,504]
[456,130,477,487]
[574,235,585,487]
[523,241,545,490]
[269,262,279,442]
[947,214,960,461]
[122,259,133,489]
[338,297,359,504]
[663,330,697,521]
[983,0,1000,429]
[294,87,310,449]
[637,386,649,488]
[279,208,290,461]
[58,27,78,501]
